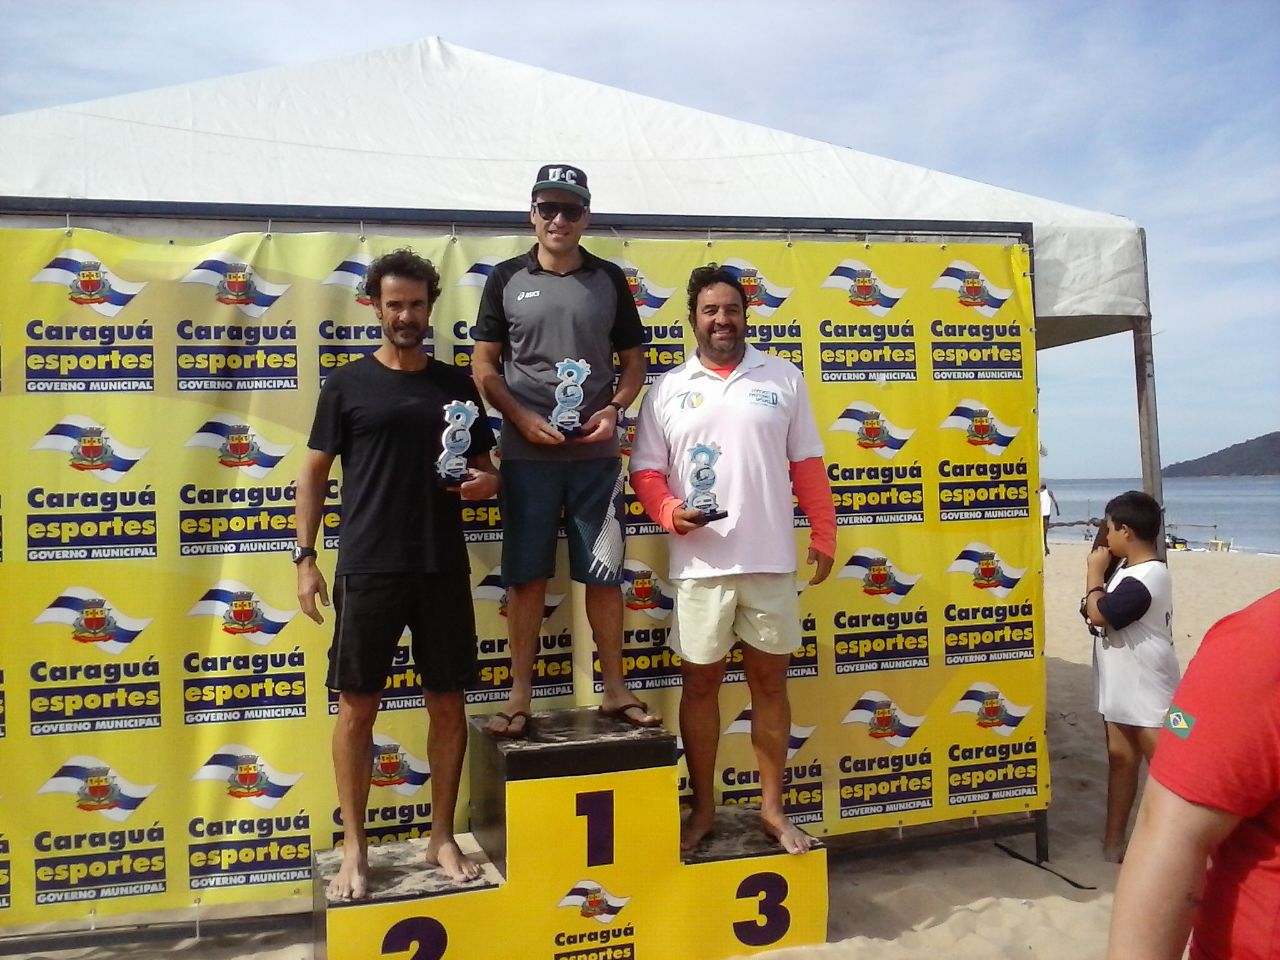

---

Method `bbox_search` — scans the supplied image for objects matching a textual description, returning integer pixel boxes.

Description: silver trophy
[550,358,591,438]
[685,442,728,524]
[437,399,479,488]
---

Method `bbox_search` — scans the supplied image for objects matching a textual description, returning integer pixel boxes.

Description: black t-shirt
[308,355,496,575]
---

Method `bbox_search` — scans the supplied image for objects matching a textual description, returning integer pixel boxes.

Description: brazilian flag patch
[1165,705,1196,740]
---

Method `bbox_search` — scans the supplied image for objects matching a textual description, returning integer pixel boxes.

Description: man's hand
[297,561,330,625]
[459,467,500,501]
[576,405,619,444]
[1088,544,1114,578]
[672,506,704,535]
[807,546,834,585]
[512,406,565,445]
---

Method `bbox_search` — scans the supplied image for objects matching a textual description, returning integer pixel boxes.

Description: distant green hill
[1163,431,1280,477]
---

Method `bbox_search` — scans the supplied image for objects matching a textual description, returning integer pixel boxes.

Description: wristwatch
[291,545,317,565]
[608,401,626,416]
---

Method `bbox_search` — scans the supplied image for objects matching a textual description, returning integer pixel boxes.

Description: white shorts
[670,572,801,665]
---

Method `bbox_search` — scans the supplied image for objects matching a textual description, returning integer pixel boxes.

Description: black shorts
[327,572,477,694]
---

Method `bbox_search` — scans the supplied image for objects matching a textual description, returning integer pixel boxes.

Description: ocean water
[1044,476,1280,554]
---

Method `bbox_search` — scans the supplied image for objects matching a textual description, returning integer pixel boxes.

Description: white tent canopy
[0,37,1148,340]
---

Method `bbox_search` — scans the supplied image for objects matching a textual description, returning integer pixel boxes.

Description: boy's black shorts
[326,572,477,694]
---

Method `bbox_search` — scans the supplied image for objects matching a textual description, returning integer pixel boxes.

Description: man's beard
[386,323,426,347]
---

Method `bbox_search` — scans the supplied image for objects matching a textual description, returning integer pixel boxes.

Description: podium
[317,707,827,958]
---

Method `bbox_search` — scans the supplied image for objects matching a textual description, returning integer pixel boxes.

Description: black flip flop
[599,700,663,728]
[488,710,530,739]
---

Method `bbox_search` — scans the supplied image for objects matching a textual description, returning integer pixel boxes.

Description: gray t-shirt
[473,245,644,461]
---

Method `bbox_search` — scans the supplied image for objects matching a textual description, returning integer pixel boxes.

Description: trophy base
[436,473,467,491]
[553,423,585,440]
[689,510,729,525]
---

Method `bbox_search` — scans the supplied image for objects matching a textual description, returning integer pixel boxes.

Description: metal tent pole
[1132,229,1166,559]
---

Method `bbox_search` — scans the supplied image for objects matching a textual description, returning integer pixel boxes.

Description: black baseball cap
[531,163,591,203]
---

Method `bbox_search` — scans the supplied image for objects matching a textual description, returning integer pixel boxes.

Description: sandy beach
[761,543,1278,960]
[20,543,1278,960]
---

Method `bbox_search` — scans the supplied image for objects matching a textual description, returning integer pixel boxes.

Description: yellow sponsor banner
[0,227,1041,925]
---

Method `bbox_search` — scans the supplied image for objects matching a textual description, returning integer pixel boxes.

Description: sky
[1,0,1276,479]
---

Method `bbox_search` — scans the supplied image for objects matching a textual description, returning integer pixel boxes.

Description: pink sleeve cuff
[790,457,837,558]
[630,468,683,535]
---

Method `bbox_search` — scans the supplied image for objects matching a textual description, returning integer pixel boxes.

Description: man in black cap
[471,164,658,737]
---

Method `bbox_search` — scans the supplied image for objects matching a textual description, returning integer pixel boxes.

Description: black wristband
[1086,586,1105,596]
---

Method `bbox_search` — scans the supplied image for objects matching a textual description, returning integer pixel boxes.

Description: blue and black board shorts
[498,457,626,586]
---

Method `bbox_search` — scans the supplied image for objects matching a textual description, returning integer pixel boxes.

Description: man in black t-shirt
[295,249,499,899]
[471,163,659,738]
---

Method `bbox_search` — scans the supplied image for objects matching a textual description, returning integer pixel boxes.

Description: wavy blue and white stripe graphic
[370,733,430,796]
[608,258,676,318]
[34,587,152,655]
[620,560,674,621]
[32,415,149,482]
[819,259,906,316]
[192,745,303,809]
[947,544,1026,598]
[321,253,373,298]
[31,249,147,316]
[721,258,793,317]
[456,256,504,289]
[472,566,565,622]
[931,260,1011,317]
[724,706,816,759]
[951,682,1032,737]
[185,413,293,479]
[182,253,290,317]
[836,548,922,604]
[841,692,926,747]
[187,581,297,644]
[830,402,914,459]
[940,400,1020,455]
[558,880,630,923]
[38,756,156,822]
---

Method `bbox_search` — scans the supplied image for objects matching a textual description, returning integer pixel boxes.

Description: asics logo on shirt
[516,290,541,301]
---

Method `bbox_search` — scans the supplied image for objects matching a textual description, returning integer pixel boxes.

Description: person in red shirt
[1107,589,1280,960]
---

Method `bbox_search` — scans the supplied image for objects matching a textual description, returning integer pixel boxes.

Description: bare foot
[680,807,716,853]
[487,700,531,738]
[1103,841,1126,863]
[327,845,369,900]
[425,836,481,882]
[761,810,814,855]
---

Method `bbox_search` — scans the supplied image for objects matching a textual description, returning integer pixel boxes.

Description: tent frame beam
[0,195,1032,244]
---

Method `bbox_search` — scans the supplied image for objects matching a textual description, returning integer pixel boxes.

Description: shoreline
[1043,474,1280,555]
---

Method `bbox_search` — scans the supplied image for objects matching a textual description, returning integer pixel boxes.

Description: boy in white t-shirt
[1082,490,1178,862]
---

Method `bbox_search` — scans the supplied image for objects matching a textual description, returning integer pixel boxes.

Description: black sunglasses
[533,201,587,223]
